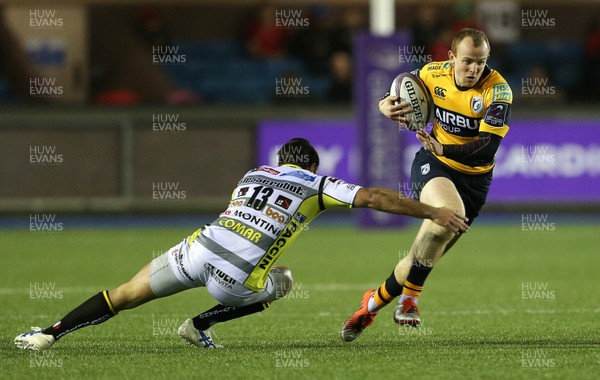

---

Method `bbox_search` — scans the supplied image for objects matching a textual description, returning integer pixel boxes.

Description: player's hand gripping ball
[390,72,432,131]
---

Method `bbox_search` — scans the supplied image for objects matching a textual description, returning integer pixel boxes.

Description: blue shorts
[410,148,492,224]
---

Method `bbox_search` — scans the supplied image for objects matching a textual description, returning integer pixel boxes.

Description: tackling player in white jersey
[15,138,467,350]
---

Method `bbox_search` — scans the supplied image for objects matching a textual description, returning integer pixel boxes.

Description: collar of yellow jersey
[281,164,302,169]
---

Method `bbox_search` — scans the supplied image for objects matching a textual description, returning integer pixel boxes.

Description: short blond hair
[451,28,491,55]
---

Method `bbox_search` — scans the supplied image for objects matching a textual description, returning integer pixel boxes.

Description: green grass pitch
[1,222,599,379]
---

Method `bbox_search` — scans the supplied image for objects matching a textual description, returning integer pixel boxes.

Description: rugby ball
[390,72,432,131]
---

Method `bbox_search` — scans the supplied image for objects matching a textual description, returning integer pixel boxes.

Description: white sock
[367,296,379,313]
[399,294,419,304]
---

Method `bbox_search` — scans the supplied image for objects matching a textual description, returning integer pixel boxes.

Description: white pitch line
[428,308,599,316]
[302,283,377,291]
[0,283,375,295]
[2,286,598,316]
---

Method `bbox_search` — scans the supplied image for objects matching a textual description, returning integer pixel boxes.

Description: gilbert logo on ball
[390,72,432,131]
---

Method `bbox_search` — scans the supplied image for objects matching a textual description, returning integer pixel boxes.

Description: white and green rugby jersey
[190,164,361,291]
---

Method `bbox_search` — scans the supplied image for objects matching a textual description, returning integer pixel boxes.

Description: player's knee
[411,229,455,264]
[428,222,457,241]
[272,266,294,300]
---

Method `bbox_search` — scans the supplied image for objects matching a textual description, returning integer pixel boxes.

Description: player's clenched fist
[378,95,412,125]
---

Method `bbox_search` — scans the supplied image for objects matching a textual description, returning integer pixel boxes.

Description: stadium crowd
[0,2,597,105]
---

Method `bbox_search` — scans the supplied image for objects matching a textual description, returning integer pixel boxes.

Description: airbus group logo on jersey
[281,170,317,182]
[435,107,479,134]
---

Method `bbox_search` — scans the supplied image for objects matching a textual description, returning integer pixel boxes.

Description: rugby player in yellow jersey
[340,28,512,342]
[15,138,468,351]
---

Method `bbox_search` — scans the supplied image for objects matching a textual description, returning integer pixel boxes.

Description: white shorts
[149,239,288,307]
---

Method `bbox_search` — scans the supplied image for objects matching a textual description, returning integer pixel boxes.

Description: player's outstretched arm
[353,187,469,233]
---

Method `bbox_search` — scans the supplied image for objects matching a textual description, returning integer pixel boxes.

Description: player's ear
[448,50,455,61]
[308,163,318,174]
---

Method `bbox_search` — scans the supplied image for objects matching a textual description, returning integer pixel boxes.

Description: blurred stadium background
[0,0,599,220]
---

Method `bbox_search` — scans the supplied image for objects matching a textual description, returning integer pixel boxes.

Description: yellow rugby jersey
[416,60,513,174]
